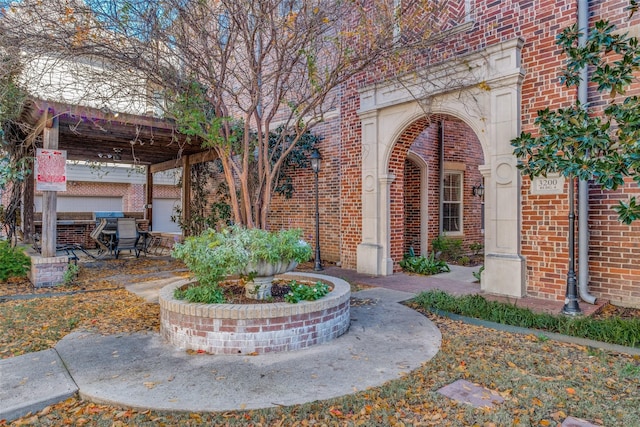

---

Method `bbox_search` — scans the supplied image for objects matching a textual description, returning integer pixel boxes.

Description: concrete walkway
[1,263,605,422]
[1,285,440,422]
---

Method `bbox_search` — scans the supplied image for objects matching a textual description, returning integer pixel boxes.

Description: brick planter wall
[28,254,70,288]
[159,272,351,355]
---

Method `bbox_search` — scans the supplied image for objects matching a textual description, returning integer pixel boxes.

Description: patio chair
[114,218,140,259]
[89,218,111,258]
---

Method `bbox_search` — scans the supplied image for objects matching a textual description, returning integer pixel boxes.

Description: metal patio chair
[114,218,140,259]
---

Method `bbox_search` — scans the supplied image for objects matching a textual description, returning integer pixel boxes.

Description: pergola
[18,98,215,257]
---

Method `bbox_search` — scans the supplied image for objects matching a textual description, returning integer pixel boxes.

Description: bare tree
[0,0,449,229]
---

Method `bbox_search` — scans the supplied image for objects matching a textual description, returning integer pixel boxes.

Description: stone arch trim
[356,38,527,298]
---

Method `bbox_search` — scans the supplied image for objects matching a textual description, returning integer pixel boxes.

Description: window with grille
[442,171,463,233]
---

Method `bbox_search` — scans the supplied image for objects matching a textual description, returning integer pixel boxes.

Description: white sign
[531,174,565,195]
[36,148,67,191]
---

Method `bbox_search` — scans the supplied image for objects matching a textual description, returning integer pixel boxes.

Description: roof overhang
[19,98,211,167]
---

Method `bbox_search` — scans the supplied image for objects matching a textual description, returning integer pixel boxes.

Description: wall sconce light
[472,183,485,198]
[113,148,122,161]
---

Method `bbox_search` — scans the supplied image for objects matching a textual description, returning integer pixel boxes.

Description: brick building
[270,0,640,308]
[7,1,640,307]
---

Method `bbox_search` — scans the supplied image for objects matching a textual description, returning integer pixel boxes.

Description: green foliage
[0,240,30,281]
[469,242,484,256]
[62,263,80,285]
[172,162,232,235]
[413,290,640,348]
[272,128,321,199]
[171,226,312,287]
[472,265,484,282]
[431,235,463,262]
[170,80,236,149]
[399,248,450,275]
[620,362,640,378]
[511,17,640,224]
[284,280,330,303]
[174,283,226,304]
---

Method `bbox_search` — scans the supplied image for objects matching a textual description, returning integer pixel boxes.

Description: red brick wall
[336,0,640,305]
[404,159,422,254]
[402,116,484,260]
[587,179,640,305]
[339,77,363,269]
[519,1,640,306]
[268,117,342,264]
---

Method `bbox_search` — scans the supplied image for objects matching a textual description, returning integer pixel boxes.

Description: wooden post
[181,156,191,236]
[145,165,153,229]
[41,112,58,257]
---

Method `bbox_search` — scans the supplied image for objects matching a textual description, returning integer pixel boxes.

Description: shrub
[0,240,30,281]
[399,248,450,275]
[413,290,640,348]
[472,265,484,282]
[174,282,226,304]
[62,263,79,285]
[458,255,471,266]
[431,235,463,262]
[171,225,312,287]
[469,242,484,256]
[284,280,330,303]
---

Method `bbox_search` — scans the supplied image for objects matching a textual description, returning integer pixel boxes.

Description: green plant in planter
[172,226,312,300]
[284,280,330,303]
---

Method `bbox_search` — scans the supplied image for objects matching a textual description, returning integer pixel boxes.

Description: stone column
[481,87,526,297]
[357,112,383,274]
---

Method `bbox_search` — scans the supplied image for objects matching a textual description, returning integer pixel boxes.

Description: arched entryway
[401,116,485,262]
[356,38,527,298]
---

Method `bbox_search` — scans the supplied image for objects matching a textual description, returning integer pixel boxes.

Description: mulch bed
[592,303,640,320]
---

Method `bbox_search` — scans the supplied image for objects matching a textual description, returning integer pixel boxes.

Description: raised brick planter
[28,254,70,288]
[159,272,350,355]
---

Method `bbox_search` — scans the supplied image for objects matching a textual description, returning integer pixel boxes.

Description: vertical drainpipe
[438,120,444,235]
[578,0,597,304]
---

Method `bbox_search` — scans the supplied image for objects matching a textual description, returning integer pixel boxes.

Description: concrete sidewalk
[1,287,441,422]
[1,263,605,422]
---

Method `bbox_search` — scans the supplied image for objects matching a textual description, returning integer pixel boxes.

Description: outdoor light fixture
[310,149,323,271]
[562,177,582,315]
[472,183,484,198]
[310,148,321,174]
[113,148,122,161]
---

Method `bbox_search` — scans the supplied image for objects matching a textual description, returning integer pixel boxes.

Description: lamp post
[562,176,581,315]
[310,149,323,271]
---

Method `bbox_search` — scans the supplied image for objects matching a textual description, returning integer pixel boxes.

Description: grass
[5,313,639,426]
[412,290,640,348]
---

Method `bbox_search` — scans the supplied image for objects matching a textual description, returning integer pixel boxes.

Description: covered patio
[16,99,214,285]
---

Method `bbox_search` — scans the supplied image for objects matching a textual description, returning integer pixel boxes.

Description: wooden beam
[187,150,217,165]
[149,150,216,173]
[150,158,182,174]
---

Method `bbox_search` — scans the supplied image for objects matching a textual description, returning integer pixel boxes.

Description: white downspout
[578,0,597,304]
